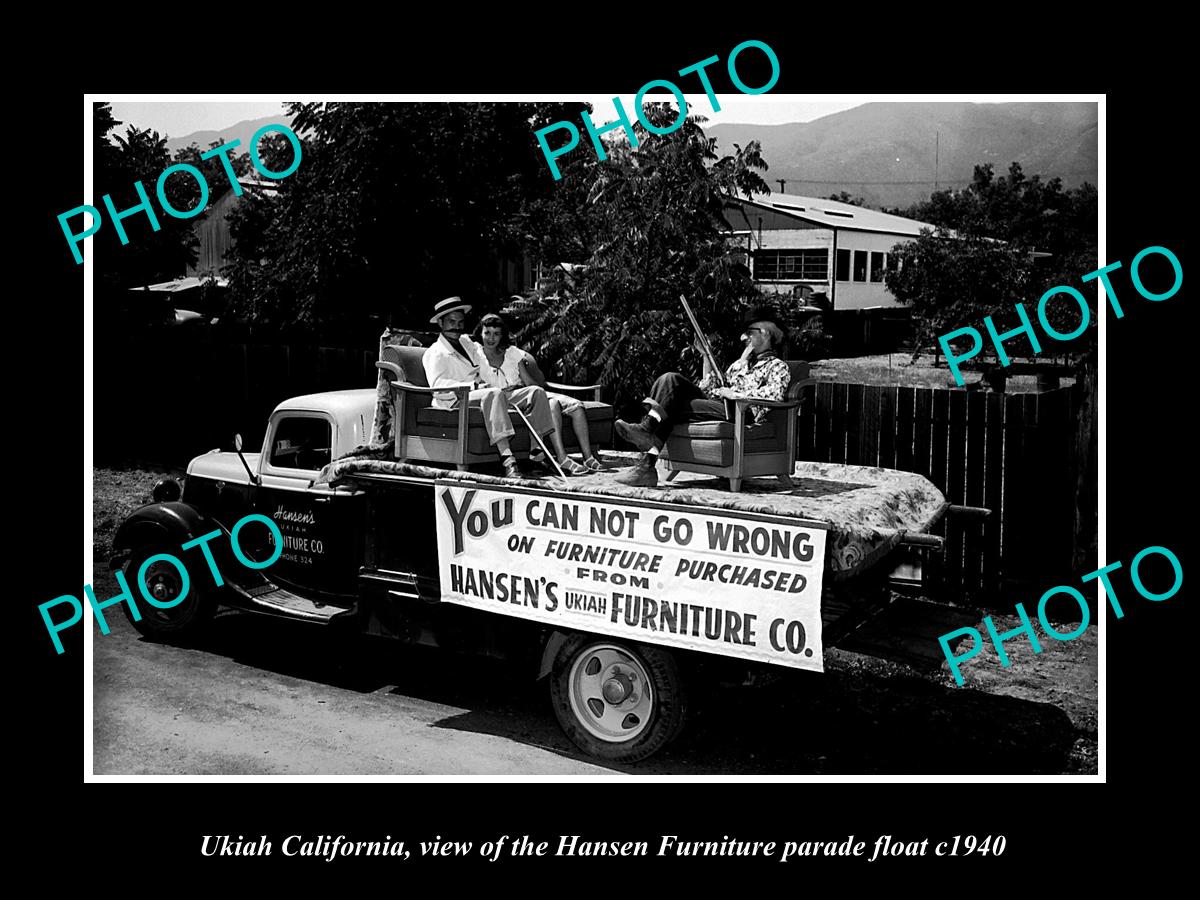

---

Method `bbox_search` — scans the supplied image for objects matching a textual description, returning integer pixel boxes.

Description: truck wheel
[549,635,687,764]
[122,544,216,641]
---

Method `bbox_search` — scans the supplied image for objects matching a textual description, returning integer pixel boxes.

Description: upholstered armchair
[375,343,614,469]
[660,361,814,491]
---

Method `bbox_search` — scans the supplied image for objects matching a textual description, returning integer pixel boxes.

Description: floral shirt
[698,353,791,424]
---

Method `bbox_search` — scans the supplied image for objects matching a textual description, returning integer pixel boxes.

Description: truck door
[252,411,365,599]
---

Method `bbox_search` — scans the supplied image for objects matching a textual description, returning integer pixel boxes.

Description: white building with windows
[723,193,936,311]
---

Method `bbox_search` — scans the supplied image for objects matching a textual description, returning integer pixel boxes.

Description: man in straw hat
[614,306,792,487]
[422,296,556,479]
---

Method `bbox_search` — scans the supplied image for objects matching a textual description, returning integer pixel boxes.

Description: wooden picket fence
[795,382,1083,599]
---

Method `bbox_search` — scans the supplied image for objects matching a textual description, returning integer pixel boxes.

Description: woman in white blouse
[459,314,601,476]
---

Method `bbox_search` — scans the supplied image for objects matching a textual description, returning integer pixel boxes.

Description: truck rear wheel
[549,635,687,764]
[122,544,216,641]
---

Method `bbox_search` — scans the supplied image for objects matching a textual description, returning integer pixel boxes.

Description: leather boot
[615,452,659,487]
[615,414,663,452]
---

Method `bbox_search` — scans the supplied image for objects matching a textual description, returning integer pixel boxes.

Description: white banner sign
[434,482,829,672]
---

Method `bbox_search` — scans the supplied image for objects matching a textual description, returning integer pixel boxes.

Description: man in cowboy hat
[614,306,792,487]
[422,296,556,478]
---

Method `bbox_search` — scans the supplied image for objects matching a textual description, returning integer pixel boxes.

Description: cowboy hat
[743,305,786,331]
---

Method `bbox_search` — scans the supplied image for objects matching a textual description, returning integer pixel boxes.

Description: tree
[791,315,833,360]
[170,139,252,218]
[826,191,866,207]
[503,105,771,412]
[902,162,1097,286]
[93,102,122,187]
[889,161,1097,360]
[886,229,1040,362]
[224,101,583,341]
[94,104,200,294]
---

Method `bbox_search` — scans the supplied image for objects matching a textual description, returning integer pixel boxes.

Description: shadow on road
[155,608,1082,775]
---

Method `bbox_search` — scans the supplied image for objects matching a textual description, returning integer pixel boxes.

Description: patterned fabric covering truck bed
[316,455,948,582]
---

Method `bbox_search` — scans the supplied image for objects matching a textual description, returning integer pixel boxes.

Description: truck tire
[122,544,216,641]
[549,634,687,764]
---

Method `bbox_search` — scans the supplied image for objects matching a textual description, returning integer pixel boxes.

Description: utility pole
[776,179,787,194]
[934,131,940,192]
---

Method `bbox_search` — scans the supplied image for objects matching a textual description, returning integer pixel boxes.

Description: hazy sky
[108,101,290,138]
[106,97,860,140]
[582,95,858,127]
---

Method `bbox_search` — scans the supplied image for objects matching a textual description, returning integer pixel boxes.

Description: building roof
[729,192,936,237]
[238,175,279,195]
[128,276,229,292]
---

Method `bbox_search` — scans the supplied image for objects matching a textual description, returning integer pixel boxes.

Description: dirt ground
[91,466,1098,775]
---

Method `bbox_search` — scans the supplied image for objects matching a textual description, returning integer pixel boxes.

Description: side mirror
[233,432,258,485]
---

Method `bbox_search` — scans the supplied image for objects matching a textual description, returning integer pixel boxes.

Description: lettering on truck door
[252,411,365,597]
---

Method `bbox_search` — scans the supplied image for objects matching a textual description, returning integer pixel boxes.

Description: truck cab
[194,390,375,599]
[114,386,538,689]
[116,389,383,622]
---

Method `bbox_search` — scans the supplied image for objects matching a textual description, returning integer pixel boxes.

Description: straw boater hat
[430,296,473,324]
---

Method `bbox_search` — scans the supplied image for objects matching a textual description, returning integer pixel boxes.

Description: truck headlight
[153,478,181,503]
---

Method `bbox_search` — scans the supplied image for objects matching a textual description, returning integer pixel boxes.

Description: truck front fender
[110,501,226,570]
[536,630,571,681]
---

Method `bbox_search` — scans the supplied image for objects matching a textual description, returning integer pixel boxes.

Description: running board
[232,581,356,623]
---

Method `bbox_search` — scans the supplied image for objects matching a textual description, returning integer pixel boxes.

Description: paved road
[93,610,615,775]
[92,602,1096,776]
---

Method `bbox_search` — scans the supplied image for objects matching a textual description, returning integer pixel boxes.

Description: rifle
[679,294,731,418]
[679,294,727,387]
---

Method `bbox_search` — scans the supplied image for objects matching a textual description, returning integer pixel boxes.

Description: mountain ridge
[159,103,1097,211]
[164,114,294,155]
[705,101,1097,208]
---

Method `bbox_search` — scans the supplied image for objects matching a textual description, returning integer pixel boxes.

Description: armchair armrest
[546,381,603,402]
[786,377,816,402]
[376,360,404,381]
[732,396,801,411]
[385,380,471,400]
[375,363,473,403]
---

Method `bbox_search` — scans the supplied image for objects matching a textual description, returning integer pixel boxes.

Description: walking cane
[508,400,569,484]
